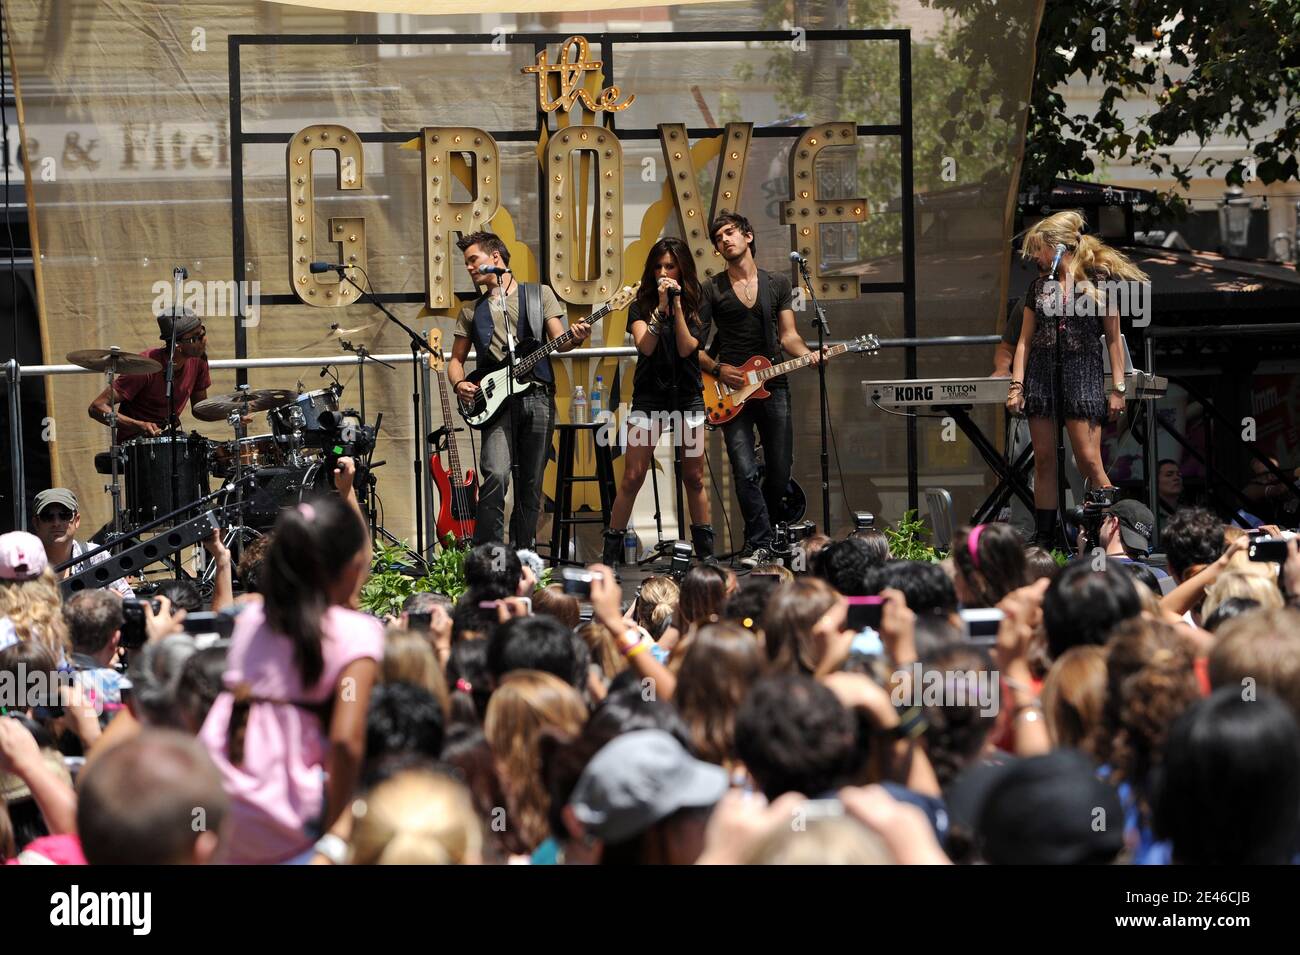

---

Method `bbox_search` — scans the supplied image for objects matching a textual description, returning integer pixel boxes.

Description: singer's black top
[627,300,708,413]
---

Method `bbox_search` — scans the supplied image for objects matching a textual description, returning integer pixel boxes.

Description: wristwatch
[1114,381,1127,394]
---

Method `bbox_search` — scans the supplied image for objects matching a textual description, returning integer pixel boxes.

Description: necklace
[732,272,757,307]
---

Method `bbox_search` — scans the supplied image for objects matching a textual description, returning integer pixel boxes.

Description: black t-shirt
[701,269,794,388]
[1001,294,1028,347]
[627,299,708,411]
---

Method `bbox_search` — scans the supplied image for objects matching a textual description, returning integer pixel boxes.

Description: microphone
[790,251,807,265]
[309,261,347,274]
[1048,243,1067,277]
[320,367,330,378]
[478,264,511,276]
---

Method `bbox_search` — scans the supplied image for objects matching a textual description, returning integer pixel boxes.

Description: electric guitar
[700,334,881,426]
[426,330,478,544]
[456,283,640,429]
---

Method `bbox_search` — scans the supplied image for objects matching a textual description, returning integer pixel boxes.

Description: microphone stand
[1049,254,1070,548]
[166,266,184,579]
[796,257,833,535]
[337,267,432,564]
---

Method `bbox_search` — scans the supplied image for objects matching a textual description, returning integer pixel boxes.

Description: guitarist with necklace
[448,231,591,547]
[698,212,824,567]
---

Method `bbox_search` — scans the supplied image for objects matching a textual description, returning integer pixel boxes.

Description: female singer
[602,237,714,566]
[1007,210,1147,546]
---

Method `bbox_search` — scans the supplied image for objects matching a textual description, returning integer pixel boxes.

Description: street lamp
[1218,186,1253,257]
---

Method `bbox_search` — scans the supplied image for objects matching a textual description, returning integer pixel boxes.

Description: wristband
[891,704,929,740]
[625,641,652,659]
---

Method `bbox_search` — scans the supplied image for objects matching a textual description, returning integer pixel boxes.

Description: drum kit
[68,347,350,541]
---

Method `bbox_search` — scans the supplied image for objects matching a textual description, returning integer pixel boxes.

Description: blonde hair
[350,770,484,865]
[744,814,893,865]
[635,576,679,640]
[1202,570,1283,620]
[0,570,70,658]
[575,620,627,680]
[1041,645,1108,754]
[382,627,450,721]
[483,670,588,851]
[1021,210,1148,304]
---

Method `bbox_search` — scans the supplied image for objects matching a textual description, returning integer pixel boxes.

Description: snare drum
[123,434,210,529]
[210,434,282,477]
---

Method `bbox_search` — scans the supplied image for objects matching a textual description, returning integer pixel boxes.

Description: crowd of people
[3,466,1300,866]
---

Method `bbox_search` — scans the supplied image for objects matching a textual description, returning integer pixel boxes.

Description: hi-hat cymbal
[67,348,162,376]
[193,388,297,420]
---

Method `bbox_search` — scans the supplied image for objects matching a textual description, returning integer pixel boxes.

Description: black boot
[1031,509,1058,548]
[602,528,626,567]
[690,523,716,563]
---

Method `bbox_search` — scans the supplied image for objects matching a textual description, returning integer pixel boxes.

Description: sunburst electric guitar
[700,334,881,426]
[457,283,640,429]
[426,330,478,543]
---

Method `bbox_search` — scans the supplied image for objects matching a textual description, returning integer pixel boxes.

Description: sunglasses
[38,509,76,522]
[178,327,206,344]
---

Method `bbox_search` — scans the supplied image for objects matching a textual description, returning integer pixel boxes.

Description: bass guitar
[700,334,880,426]
[426,329,478,543]
[457,283,640,429]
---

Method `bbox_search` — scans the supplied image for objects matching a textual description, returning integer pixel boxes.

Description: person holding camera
[1006,211,1146,546]
[1075,499,1172,593]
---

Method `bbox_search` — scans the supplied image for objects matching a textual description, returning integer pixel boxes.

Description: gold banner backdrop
[7,1,1041,545]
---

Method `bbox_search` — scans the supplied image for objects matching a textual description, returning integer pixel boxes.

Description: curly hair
[0,570,70,658]
[1092,618,1200,813]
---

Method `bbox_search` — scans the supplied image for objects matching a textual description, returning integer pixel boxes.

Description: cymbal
[193,388,297,420]
[296,319,383,352]
[67,348,162,375]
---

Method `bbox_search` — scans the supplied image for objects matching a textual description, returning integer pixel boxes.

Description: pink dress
[199,603,383,864]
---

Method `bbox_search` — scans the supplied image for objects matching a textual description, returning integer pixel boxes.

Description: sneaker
[737,545,772,569]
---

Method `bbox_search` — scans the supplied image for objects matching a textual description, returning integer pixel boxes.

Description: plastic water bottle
[624,525,638,565]
[572,386,588,424]
[591,375,605,420]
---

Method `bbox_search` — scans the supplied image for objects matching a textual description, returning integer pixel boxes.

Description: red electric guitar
[426,330,478,544]
[700,334,880,426]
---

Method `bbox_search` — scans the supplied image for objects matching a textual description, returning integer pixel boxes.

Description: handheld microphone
[309,261,347,274]
[478,264,512,276]
[790,251,807,265]
[1048,243,1067,277]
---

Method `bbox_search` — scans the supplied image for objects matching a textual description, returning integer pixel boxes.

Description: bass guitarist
[448,231,592,547]
[698,212,823,566]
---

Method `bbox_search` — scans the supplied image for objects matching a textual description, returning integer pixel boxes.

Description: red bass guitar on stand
[426,329,478,543]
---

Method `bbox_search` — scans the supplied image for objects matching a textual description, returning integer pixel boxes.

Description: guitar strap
[517,283,553,386]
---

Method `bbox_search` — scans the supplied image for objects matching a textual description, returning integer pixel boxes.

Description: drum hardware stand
[339,339,394,429]
[101,351,128,542]
[336,268,435,559]
[166,266,187,578]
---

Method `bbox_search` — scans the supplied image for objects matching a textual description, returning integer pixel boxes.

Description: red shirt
[112,347,211,425]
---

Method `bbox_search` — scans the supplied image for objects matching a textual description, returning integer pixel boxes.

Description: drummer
[87,309,228,438]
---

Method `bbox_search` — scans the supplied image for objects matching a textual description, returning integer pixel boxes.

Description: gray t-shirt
[454,284,567,362]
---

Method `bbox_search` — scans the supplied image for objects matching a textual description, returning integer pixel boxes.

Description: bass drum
[243,464,325,530]
[123,434,211,530]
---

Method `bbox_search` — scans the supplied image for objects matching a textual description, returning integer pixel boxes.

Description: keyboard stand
[935,405,1037,519]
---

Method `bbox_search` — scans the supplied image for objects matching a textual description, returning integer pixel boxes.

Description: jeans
[720,387,792,548]
[475,385,556,548]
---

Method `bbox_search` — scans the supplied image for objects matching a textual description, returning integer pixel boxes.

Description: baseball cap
[1110,499,1155,554]
[157,307,202,342]
[0,532,49,581]
[33,488,78,517]
[569,729,729,844]
[976,749,1125,864]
